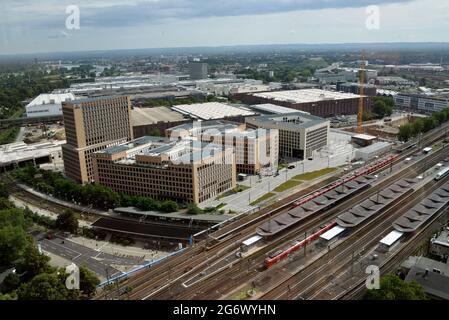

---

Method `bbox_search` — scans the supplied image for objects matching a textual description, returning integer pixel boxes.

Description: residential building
[92,136,236,204]
[61,96,133,183]
[245,112,329,159]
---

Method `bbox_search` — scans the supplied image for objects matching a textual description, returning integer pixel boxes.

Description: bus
[435,167,449,181]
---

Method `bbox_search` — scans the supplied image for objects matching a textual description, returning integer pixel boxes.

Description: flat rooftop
[27,93,76,107]
[249,103,307,115]
[252,89,363,104]
[0,140,65,166]
[131,107,185,126]
[171,102,256,120]
[246,112,328,130]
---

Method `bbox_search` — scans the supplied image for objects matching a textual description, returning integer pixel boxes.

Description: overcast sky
[1,0,449,55]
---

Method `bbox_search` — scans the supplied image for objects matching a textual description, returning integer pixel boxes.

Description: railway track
[92,122,447,300]
[260,175,449,300]
[126,143,449,300]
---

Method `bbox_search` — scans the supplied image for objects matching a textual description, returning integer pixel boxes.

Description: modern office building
[92,136,236,204]
[166,120,279,175]
[26,93,76,117]
[61,96,134,183]
[394,93,449,113]
[245,112,330,159]
[189,61,208,80]
[241,89,371,118]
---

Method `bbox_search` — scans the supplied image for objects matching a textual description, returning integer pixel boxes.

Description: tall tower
[61,96,133,183]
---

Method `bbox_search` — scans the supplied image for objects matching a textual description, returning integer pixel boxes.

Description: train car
[264,222,336,269]
[423,147,433,154]
[435,167,449,181]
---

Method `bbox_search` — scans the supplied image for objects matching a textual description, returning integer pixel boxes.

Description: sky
[1,0,449,55]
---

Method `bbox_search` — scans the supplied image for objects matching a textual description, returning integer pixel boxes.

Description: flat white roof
[252,89,362,104]
[0,140,65,166]
[171,102,256,120]
[380,230,403,246]
[26,93,76,108]
[353,134,377,141]
[423,147,433,152]
[320,226,346,241]
[242,235,262,247]
[250,103,308,115]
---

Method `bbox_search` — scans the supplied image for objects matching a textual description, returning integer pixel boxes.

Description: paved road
[35,233,137,279]
[200,131,356,212]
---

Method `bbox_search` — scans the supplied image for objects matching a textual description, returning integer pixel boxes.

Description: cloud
[1,0,413,29]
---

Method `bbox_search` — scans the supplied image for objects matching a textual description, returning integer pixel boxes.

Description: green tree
[17,242,51,281]
[186,203,203,215]
[0,224,28,266]
[2,272,21,293]
[55,209,79,234]
[17,273,72,300]
[0,182,8,198]
[398,123,413,142]
[79,266,100,297]
[372,100,392,118]
[159,200,179,213]
[364,274,428,300]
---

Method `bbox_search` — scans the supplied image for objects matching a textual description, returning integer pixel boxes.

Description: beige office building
[92,136,236,204]
[62,96,133,183]
[166,120,279,175]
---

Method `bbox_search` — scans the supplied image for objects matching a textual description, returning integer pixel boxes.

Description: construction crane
[357,51,366,133]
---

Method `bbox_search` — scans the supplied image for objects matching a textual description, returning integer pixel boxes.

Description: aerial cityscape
[1,0,449,309]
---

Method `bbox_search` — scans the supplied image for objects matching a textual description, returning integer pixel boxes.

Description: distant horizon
[3,41,449,61]
[2,0,449,57]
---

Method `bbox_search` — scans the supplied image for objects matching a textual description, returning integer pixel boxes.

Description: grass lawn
[273,179,303,192]
[250,192,275,206]
[293,167,337,181]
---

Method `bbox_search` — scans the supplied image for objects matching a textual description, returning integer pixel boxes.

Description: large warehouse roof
[252,89,363,104]
[171,102,256,120]
[131,107,185,126]
[26,93,76,108]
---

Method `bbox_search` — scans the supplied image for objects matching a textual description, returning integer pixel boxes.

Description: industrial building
[245,112,329,159]
[61,96,134,183]
[394,93,449,113]
[25,93,76,117]
[241,89,371,118]
[171,102,256,120]
[166,120,279,175]
[92,136,236,204]
[0,140,65,170]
